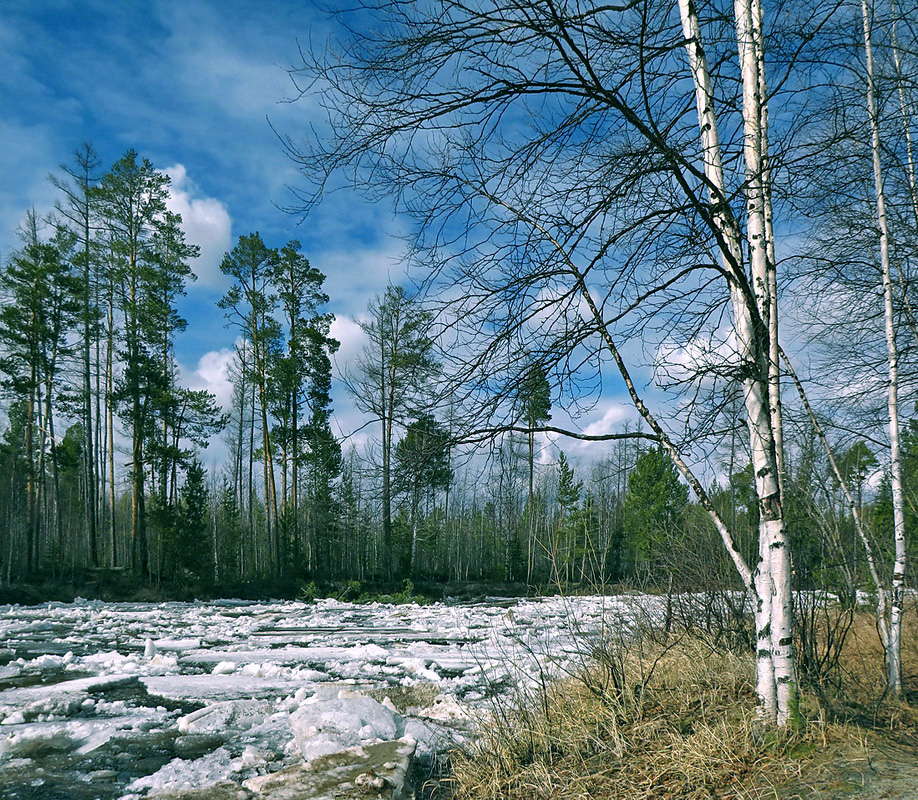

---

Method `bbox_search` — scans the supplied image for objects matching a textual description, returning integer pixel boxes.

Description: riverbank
[0,572,545,607]
[445,608,918,800]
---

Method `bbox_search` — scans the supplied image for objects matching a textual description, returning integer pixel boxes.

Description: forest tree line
[0,145,914,600]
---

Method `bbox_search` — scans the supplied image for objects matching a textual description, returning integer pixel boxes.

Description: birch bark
[861,0,906,696]
[734,0,798,726]
[679,0,799,724]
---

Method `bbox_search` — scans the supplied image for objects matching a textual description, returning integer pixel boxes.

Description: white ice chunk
[142,674,297,702]
[122,747,235,795]
[177,700,273,735]
[418,694,472,722]
[0,717,143,758]
[289,694,405,762]
[152,638,201,651]
[34,654,66,670]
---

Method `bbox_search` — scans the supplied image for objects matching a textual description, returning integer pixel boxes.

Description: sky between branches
[0,0,673,471]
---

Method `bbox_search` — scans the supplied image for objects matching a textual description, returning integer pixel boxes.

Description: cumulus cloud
[163,164,232,290]
[655,334,739,386]
[318,238,408,311]
[330,315,369,375]
[582,403,630,438]
[179,345,236,412]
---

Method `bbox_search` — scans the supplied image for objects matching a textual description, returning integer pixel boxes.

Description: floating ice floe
[0,593,652,798]
[290,692,405,762]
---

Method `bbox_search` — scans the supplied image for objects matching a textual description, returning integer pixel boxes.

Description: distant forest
[0,144,915,600]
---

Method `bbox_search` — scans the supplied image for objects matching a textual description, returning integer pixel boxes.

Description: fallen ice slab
[244,737,416,800]
[154,639,203,652]
[0,674,142,723]
[0,714,161,758]
[1,673,140,702]
[142,676,301,703]
[179,701,275,735]
[289,693,405,763]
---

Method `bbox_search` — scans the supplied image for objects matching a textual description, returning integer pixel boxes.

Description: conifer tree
[0,216,80,573]
[348,286,439,577]
[219,233,283,571]
[95,150,199,577]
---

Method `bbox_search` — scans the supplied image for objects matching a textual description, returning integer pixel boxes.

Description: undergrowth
[298,577,431,605]
[442,602,918,800]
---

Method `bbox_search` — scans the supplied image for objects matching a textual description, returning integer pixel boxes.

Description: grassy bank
[443,606,918,800]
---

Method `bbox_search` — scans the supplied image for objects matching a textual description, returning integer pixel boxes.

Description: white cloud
[330,315,369,375]
[163,164,232,290]
[0,121,61,264]
[179,345,236,412]
[318,237,408,313]
[582,404,630,438]
[655,333,738,386]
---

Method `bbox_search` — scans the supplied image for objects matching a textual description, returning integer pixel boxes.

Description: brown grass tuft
[444,603,918,800]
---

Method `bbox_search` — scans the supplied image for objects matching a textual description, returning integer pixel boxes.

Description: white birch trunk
[734,0,798,726]
[752,0,786,502]
[861,0,906,696]
[887,6,918,352]
[890,1,918,226]
[678,0,796,722]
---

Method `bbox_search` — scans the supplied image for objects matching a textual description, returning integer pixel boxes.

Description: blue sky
[0,1,417,450]
[0,0,653,474]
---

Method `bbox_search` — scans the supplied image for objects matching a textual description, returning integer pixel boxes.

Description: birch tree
[786,0,914,697]
[860,0,907,696]
[678,0,797,724]
[286,0,824,724]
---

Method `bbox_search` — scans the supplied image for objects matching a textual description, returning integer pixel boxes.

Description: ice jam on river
[0,595,657,799]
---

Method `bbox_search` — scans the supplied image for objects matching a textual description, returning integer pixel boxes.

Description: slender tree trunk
[95,282,105,564]
[381,353,394,577]
[257,381,278,571]
[127,263,148,578]
[44,368,64,574]
[248,376,256,575]
[25,378,37,574]
[862,0,906,695]
[292,390,300,573]
[679,0,799,724]
[250,300,279,573]
[890,1,918,227]
[106,286,117,567]
[36,382,50,575]
[82,218,97,568]
[782,349,891,648]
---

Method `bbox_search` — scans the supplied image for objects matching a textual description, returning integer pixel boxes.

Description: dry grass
[818,601,918,734]
[444,603,918,800]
